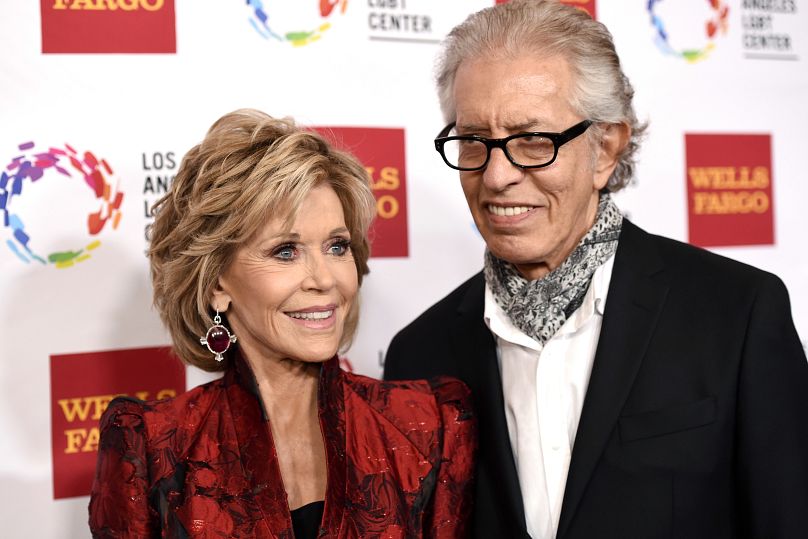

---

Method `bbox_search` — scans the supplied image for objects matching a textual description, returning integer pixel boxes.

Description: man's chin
[486,239,545,264]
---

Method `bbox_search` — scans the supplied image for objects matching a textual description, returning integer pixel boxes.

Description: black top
[290,500,324,539]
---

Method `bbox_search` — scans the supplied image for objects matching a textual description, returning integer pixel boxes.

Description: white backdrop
[1,0,806,536]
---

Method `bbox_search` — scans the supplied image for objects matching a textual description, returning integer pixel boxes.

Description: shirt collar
[484,254,616,350]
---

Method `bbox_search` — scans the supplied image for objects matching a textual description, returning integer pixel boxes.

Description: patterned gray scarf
[483,193,623,345]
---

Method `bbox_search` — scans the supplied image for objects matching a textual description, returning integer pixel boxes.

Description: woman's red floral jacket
[88,354,476,538]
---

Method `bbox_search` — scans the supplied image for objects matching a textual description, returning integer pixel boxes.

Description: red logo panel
[312,127,409,258]
[40,0,176,54]
[496,0,596,19]
[685,134,774,248]
[559,0,596,18]
[50,346,185,499]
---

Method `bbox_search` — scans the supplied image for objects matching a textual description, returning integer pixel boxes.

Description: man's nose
[481,146,522,192]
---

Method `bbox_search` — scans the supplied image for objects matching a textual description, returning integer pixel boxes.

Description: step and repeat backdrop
[1,0,806,536]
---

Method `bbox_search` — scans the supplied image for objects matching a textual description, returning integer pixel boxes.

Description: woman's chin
[288,345,340,364]
[296,355,335,364]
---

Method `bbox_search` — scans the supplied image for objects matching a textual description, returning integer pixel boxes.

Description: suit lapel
[452,273,528,534]
[557,220,670,538]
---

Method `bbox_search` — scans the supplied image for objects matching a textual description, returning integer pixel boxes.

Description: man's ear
[593,122,630,190]
[210,277,232,313]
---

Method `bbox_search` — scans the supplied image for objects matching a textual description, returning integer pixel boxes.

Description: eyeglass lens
[442,134,556,169]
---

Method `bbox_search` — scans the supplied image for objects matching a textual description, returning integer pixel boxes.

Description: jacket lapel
[452,274,528,535]
[225,354,292,537]
[226,355,347,537]
[557,220,670,538]
[318,357,347,535]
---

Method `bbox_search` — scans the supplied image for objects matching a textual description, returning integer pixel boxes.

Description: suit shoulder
[385,273,486,381]
[643,228,781,286]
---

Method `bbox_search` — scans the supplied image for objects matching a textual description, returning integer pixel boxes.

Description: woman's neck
[247,355,320,417]
[241,350,327,510]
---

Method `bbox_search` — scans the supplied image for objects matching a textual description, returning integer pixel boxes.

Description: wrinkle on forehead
[456,118,554,134]
[452,54,574,133]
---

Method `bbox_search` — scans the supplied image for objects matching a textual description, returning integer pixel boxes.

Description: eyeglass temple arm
[436,122,456,139]
[558,120,593,144]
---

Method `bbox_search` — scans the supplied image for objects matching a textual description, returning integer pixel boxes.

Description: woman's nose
[302,254,336,291]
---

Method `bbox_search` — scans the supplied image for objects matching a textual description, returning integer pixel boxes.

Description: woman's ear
[210,277,232,313]
[593,122,631,190]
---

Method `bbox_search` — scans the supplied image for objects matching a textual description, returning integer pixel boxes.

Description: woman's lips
[285,305,337,329]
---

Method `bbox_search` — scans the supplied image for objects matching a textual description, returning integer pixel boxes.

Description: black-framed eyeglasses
[434,119,593,171]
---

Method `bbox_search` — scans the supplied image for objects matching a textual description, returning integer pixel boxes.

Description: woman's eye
[328,240,351,256]
[272,244,297,260]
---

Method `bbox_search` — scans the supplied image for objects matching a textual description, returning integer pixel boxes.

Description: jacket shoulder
[340,371,475,471]
[626,220,782,288]
[388,272,483,349]
[385,272,487,381]
[100,377,225,456]
[342,371,473,426]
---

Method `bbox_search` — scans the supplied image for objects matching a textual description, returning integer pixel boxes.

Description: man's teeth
[488,205,533,216]
[288,310,333,320]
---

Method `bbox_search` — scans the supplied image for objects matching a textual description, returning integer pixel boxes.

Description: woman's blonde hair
[148,109,376,371]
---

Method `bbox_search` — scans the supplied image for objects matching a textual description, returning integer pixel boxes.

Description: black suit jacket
[384,219,808,539]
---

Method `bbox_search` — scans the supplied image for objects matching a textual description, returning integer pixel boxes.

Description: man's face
[452,53,612,280]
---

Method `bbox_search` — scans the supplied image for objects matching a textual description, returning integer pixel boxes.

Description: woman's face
[214,184,358,365]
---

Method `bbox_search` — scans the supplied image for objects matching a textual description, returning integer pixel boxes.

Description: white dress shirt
[483,255,615,539]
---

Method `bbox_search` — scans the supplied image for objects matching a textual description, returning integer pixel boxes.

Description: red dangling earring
[199,310,237,362]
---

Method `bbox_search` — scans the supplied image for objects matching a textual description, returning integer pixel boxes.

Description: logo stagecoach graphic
[1,142,124,268]
[648,0,729,63]
[246,0,349,46]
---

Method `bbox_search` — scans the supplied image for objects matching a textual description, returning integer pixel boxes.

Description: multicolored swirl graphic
[246,0,349,47]
[1,141,123,269]
[648,0,729,63]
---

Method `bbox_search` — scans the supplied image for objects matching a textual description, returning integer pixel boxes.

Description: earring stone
[200,312,237,362]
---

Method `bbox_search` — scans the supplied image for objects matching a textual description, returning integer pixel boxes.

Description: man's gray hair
[436,0,646,191]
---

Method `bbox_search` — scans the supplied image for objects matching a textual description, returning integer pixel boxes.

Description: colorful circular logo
[648,0,729,63]
[1,141,124,269]
[245,0,349,47]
